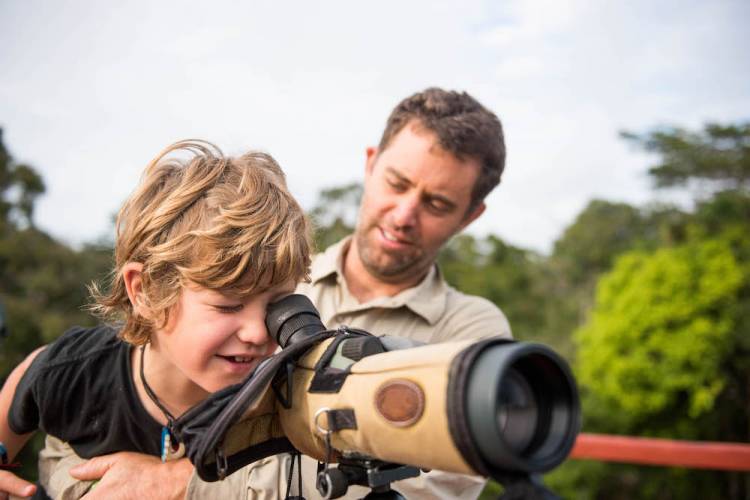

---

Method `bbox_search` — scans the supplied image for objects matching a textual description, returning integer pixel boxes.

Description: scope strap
[327,409,358,431]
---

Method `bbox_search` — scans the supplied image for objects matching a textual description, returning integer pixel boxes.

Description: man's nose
[391,193,419,229]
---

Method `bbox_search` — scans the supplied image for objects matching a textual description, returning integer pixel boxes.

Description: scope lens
[496,369,538,455]
[462,342,580,474]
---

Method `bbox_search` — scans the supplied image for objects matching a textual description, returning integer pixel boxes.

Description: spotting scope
[177,295,581,497]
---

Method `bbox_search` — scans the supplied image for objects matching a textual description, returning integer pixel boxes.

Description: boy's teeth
[232,356,252,363]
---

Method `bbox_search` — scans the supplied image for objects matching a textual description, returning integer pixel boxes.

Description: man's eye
[215,304,243,313]
[427,200,450,214]
[387,180,407,192]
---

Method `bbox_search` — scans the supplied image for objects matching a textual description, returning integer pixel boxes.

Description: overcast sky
[1,0,748,253]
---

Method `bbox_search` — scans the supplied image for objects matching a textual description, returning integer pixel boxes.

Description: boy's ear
[122,262,147,317]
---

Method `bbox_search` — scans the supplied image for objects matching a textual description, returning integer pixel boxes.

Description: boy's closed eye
[209,284,295,314]
[213,303,244,313]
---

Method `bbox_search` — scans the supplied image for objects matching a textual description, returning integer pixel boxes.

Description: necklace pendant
[161,426,186,462]
[160,427,171,463]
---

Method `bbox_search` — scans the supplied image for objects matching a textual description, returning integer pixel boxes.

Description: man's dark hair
[378,87,506,211]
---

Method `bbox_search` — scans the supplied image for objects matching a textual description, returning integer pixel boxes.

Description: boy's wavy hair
[90,140,312,345]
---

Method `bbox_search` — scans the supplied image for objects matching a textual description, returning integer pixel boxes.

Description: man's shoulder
[442,284,506,322]
[437,284,512,341]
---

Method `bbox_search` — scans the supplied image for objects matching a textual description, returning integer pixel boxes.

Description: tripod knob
[316,467,349,499]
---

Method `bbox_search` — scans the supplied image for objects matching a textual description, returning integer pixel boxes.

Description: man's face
[354,122,485,284]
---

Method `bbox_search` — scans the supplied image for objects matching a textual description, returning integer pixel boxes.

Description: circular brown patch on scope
[374,379,425,427]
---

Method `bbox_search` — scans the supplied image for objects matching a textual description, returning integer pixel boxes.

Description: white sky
[1,0,748,253]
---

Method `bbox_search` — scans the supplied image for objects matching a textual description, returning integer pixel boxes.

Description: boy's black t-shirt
[8,325,163,458]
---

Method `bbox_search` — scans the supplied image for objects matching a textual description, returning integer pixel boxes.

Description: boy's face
[154,280,294,393]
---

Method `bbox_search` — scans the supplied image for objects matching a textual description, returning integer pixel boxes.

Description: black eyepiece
[266,294,326,347]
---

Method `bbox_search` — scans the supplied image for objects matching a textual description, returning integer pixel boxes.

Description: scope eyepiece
[266,294,326,347]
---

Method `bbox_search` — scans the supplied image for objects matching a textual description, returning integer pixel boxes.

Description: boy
[0,140,312,499]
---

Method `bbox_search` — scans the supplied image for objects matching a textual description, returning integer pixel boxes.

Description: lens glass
[496,368,538,455]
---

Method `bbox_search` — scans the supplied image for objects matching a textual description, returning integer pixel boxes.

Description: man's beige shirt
[187,237,512,500]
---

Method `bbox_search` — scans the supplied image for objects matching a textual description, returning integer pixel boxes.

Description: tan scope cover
[278,338,478,475]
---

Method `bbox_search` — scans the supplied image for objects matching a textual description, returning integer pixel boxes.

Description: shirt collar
[311,236,448,325]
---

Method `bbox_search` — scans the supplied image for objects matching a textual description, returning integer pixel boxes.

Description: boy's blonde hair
[91,140,312,345]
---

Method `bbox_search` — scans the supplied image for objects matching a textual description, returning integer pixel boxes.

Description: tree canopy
[621,122,750,194]
[576,236,743,428]
[0,129,45,230]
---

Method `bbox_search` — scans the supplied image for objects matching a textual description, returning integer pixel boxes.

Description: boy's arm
[0,347,46,498]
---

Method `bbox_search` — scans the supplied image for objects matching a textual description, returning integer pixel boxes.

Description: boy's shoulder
[37,324,123,369]
[9,323,134,439]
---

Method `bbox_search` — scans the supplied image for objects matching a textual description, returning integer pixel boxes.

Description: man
[227,87,513,499]
[4,87,511,499]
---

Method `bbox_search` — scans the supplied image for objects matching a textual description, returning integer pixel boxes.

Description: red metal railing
[569,433,750,471]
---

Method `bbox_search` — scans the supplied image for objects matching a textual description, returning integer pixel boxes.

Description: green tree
[559,122,750,499]
[576,237,743,432]
[621,122,750,194]
[308,182,361,251]
[568,233,748,499]
[552,200,645,287]
[0,129,45,230]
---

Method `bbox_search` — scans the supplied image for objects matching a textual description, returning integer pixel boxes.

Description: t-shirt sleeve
[8,326,110,438]
[8,346,50,434]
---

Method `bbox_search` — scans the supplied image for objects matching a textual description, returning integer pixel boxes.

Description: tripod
[316,457,420,499]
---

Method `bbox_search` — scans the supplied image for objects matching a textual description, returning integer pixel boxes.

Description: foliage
[566,121,750,499]
[0,129,45,229]
[308,182,361,251]
[552,200,645,287]
[621,122,750,194]
[576,236,743,428]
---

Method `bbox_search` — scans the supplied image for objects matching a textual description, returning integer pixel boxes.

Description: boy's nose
[236,317,272,346]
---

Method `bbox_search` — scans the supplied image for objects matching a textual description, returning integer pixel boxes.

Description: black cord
[139,344,177,429]
[297,453,302,495]
[284,452,305,499]
[284,452,295,499]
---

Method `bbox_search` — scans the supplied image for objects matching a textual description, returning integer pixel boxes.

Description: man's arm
[69,453,193,500]
[39,440,252,500]
[0,347,46,499]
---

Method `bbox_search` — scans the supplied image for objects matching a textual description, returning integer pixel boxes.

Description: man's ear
[122,262,147,317]
[365,146,378,177]
[459,202,486,232]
